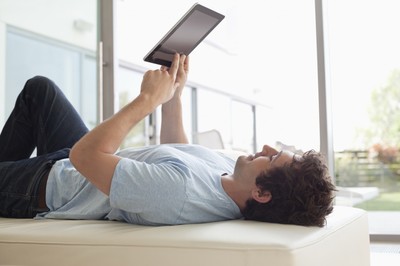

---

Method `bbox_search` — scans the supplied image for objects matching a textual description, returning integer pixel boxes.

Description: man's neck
[220,174,247,211]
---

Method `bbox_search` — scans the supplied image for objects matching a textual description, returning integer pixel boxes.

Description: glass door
[328,0,400,236]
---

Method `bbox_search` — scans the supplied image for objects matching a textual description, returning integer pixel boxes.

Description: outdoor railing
[335,150,400,191]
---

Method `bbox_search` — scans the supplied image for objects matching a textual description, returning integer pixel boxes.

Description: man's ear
[251,189,272,203]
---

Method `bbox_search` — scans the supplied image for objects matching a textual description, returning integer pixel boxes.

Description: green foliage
[364,69,400,147]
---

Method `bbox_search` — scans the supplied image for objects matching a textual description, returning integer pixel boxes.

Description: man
[0,54,335,226]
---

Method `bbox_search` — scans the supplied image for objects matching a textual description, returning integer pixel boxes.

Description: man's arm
[160,55,189,144]
[70,54,182,195]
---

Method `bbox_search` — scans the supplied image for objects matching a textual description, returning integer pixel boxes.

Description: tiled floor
[371,252,400,265]
[367,211,400,265]
[370,243,400,266]
[368,211,400,265]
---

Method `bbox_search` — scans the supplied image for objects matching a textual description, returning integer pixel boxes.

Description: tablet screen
[144,4,225,67]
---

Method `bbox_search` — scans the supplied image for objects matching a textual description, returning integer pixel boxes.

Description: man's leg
[0,76,89,217]
[0,76,89,161]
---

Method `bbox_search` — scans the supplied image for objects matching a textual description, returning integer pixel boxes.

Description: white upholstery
[0,206,370,266]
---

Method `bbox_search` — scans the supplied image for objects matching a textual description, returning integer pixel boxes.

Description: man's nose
[263,145,278,154]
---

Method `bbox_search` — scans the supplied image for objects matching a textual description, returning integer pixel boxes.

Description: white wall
[0,0,97,51]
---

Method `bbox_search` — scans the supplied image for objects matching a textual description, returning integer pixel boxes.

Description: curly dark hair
[242,150,336,227]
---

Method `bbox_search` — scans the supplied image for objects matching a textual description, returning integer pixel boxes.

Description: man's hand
[161,55,189,99]
[140,53,181,106]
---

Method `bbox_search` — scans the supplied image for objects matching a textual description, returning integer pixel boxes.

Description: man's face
[233,145,296,183]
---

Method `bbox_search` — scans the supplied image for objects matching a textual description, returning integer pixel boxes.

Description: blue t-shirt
[37,144,242,225]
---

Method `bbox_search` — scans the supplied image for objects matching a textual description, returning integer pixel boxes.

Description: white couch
[0,206,370,266]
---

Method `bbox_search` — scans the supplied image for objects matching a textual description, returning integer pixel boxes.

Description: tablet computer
[143,3,225,67]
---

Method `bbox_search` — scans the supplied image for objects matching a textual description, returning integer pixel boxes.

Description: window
[5,29,97,128]
[255,105,275,151]
[197,89,232,149]
[1,0,98,129]
[231,100,255,153]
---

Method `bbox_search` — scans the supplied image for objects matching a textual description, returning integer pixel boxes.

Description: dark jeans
[0,76,88,218]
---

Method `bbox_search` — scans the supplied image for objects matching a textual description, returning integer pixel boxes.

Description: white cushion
[0,206,370,266]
